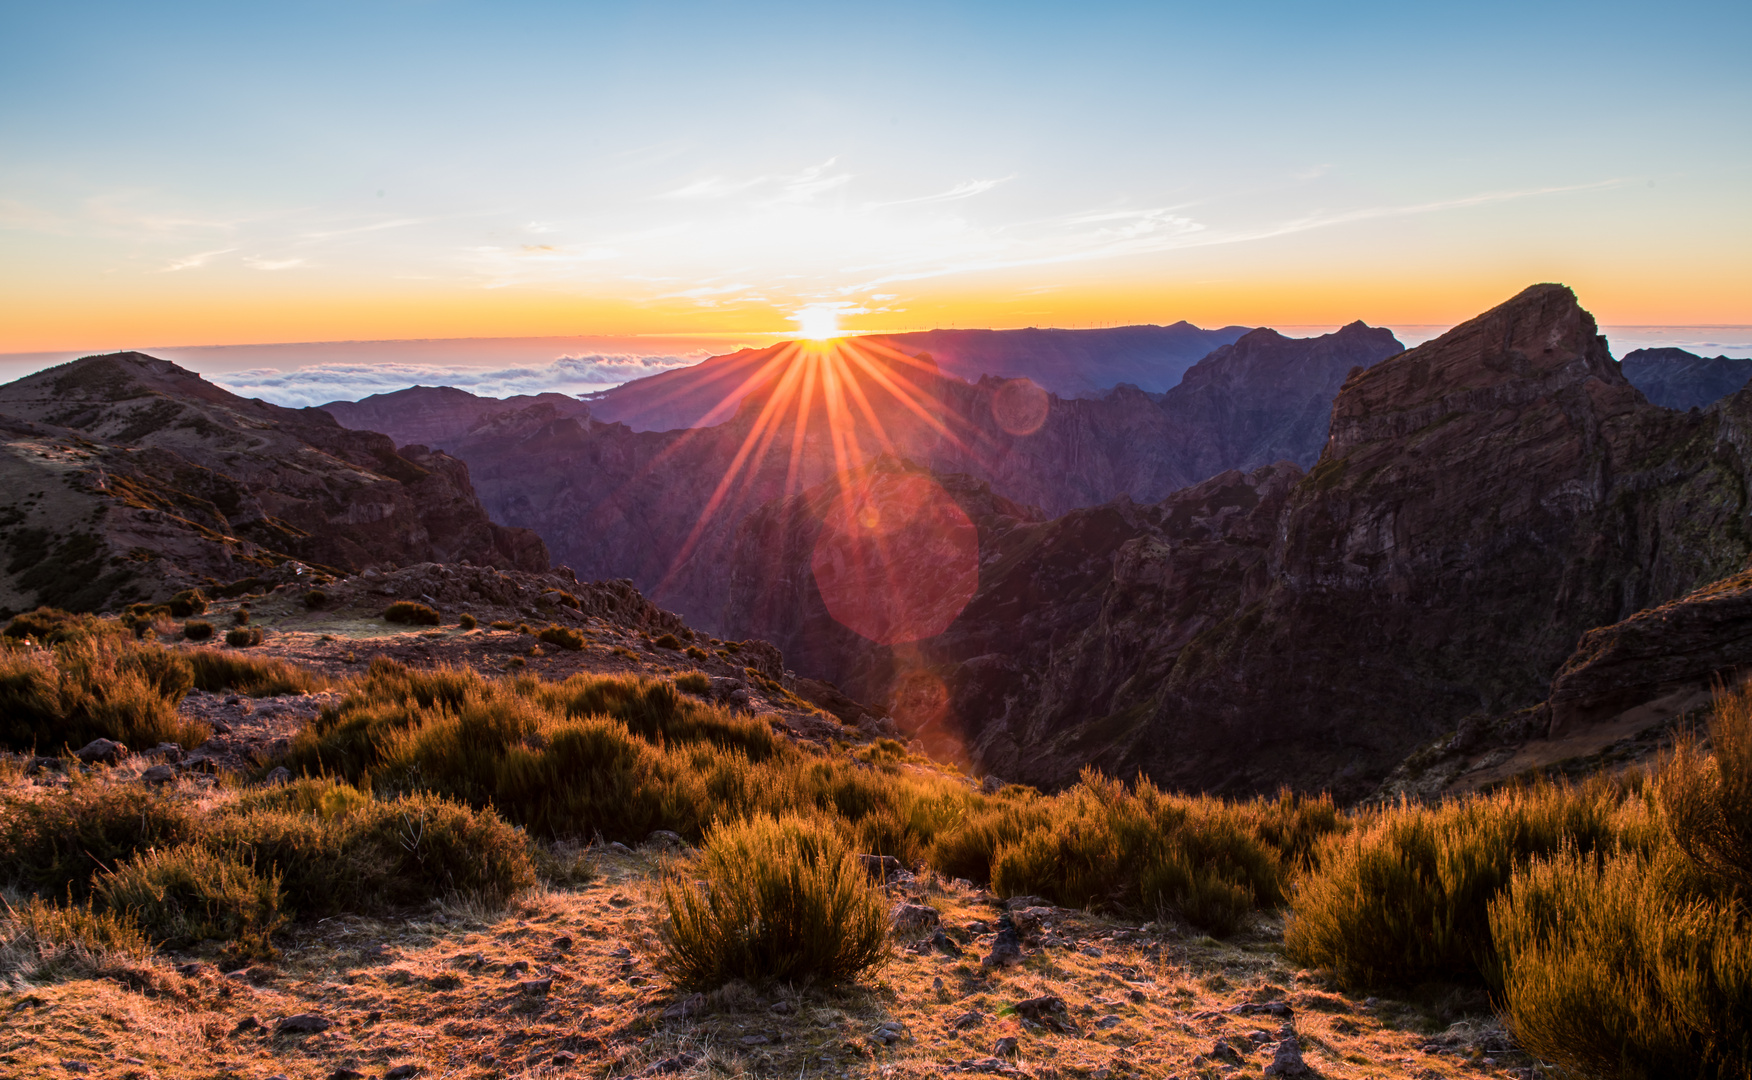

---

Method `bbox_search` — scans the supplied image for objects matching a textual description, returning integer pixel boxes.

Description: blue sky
[1,0,1747,350]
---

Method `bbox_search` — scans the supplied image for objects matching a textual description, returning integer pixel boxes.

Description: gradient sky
[2,0,1748,352]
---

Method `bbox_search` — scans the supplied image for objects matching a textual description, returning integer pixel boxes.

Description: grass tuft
[384,601,441,626]
[657,814,889,989]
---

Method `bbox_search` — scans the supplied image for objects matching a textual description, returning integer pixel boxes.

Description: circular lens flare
[810,472,978,645]
[990,377,1050,435]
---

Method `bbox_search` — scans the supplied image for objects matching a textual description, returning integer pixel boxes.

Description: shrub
[458,613,477,630]
[225,626,263,647]
[674,672,711,695]
[303,589,327,609]
[1284,775,1646,987]
[384,601,440,626]
[182,619,214,641]
[548,590,581,609]
[1661,684,1752,894]
[685,646,709,661]
[653,633,683,650]
[95,845,284,952]
[489,620,514,631]
[0,637,207,753]
[983,771,1292,935]
[3,608,127,645]
[0,897,153,983]
[232,609,250,625]
[166,589,208,617]
[536,624,584,651]
[0,779,197,897]
[186,648,323,696]
[657,814,889,989]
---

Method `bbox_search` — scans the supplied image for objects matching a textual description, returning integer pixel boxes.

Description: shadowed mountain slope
[0,353,546,615]
[328,326,1397,627]
[722,285,1752,799]
[320,385,594,454]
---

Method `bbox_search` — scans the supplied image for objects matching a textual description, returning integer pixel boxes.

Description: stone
[276,1013,331,1034]
[74,739,127,765]
[662,993,706,1020]
[645,830,685,849]
[1262,1025,1315,1077]
[929,928,964,956]
[950,1011,984,1030]
[327,1071,366,1080]
[141,764,176,784]
[1012,994,1076,1035]
[992,1036,1019,1059]
[230,1015,259,1033]
[265,766,291,786]
[1232,1000,1294,1019]
[519,978,553,996]
[980,915,1023,969]
[552,1051,577,1066]
[1095,1014,1122,1029]
[858,854,903,883]
[892,902,940,934]
[384,1067,422,1080]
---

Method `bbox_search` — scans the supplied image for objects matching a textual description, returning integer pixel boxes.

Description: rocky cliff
[722,285,1752,799]
[0,353,547,615]
[1620,347,1752,411]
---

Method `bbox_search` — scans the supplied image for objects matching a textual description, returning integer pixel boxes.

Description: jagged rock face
[329,325,1396,626]
[0,353,546,615]
[725,285,1752,799]
[321,386,595,454]
[1620,347,1752,411]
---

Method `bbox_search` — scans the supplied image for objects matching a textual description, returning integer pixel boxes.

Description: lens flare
[990,376,1050,436]
[810,470,978,645]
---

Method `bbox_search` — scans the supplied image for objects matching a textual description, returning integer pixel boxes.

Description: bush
[490,620,514,631]
[0,897,153,983]
[1285,775,1648,987]
[653,633,683,650]
[1490,844,1750,1079]
[1661,684,1752,894]
[0,779,197,897]
[3,608,127,645]
[458,613,477,630]
[303,589,327,609]
[536,624,584,651]
[225,626,263,647]
[166,589,208,617]
[658,814,889,989]
[384,601,440,626]
[232,609,250,625]
[185,649,323,696]
[182,620,213,641]
[983,771,1295,935]
[674,672,711,695]
[0,637,208,753]
[685,646,709,661]
[95,845,284,952]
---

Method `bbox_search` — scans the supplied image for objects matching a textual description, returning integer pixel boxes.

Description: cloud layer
[210,352,706,408]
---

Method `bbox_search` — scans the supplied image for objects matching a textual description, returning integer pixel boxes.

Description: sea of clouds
[208,352,707,408]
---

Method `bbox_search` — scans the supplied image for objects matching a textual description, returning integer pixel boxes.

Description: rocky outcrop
[724,285,1752,798]
[1620,347,1752,411]
[0,353,546,615]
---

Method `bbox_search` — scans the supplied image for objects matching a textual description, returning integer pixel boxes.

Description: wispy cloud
[160,248,236,272]
[244,256,307,271]
[866,176,1013,209]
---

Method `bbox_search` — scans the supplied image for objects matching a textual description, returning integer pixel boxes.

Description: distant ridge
[1620,346,1752,411]
[582,322,1250,433]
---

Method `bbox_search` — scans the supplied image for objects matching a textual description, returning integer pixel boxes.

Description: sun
[793,305,840,340]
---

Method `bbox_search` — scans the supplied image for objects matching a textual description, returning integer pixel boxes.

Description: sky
[1,0,1749,357]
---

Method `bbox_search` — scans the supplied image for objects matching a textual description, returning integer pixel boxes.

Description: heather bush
[185,648,323,696]
[653,633,682,650]
[458,613,477,630]
[658,814,889,989]
[0,636,208,752]
[3,607,128,645]
[1285,775,1650,986]
[384,601,440,626]
[0,778,197,897]
[182,619,214,641]
[673,671,711,695]
[303,589,327,609]
[0,897,153,983]
[95,845,285,951]
[225,626,263,647]
[536,623,584,650]
[166,589,208,617]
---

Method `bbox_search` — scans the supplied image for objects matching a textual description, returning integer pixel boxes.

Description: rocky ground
[2,828,1540,1080]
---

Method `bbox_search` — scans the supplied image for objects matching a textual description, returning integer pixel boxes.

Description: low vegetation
[535,623,584,650]
[383,600,441,626]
